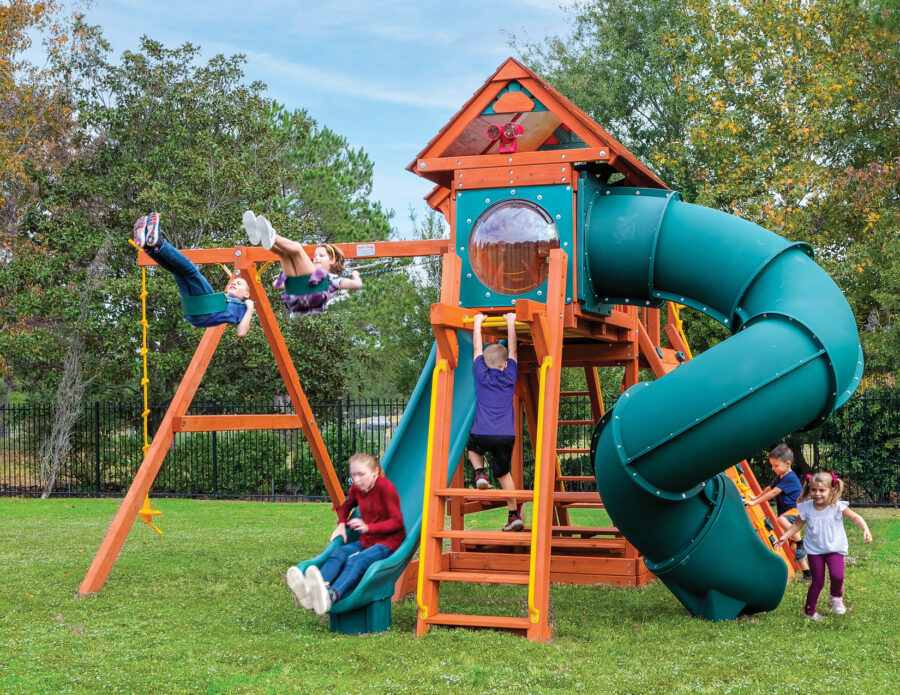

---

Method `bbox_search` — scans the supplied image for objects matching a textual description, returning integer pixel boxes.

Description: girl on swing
[242,211,363,315]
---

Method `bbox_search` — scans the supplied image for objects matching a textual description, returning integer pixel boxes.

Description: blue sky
[82,0,576,238]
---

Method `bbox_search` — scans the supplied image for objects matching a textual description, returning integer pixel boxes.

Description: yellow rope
[130,239,162,533]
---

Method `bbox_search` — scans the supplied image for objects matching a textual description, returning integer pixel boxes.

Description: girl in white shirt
[775,471,872,620]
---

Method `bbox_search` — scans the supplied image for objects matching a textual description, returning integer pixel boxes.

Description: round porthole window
[468,199,559,295]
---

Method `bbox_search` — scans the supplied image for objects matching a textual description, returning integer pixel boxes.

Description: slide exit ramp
[585,186,863,620]
[298,332,476,634]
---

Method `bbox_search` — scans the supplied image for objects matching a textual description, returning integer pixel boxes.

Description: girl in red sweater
[286,453,405,615]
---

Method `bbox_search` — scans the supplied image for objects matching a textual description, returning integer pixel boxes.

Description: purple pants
[804,552,845,616]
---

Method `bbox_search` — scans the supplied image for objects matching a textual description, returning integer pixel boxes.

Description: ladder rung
[434,488,534,501]
[452,532,626,551]
[551,525,621,536]
[435,530,530,545]
[557,475,595,483]
[429,570,530,585]
[560,390,589,396]
[556,448,591,454]
[559,419,594,426]
[559,502,605,509]
[552,491,602,503]
[424,613,532,630]
[432,490,600,503]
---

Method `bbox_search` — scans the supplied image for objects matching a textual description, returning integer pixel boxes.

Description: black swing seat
[180,293,227,316]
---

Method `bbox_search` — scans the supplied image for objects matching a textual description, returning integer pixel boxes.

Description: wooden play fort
[78,59,798,642]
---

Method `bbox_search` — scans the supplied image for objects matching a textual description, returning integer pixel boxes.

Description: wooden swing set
[76,238,447,596]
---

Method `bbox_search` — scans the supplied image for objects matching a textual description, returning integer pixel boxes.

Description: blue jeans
[146,238,214,297]
[319,541,392,598]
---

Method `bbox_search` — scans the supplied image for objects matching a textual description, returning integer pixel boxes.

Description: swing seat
[283,273,327,296]
[181,292,227,316]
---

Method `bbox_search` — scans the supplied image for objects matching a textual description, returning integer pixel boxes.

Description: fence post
[211,399,218,500]
[94,401,101,496]
[337,397,343,483]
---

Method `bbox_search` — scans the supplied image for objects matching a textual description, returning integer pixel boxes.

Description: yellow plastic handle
[416,359,447,621]
[528,356,553,623]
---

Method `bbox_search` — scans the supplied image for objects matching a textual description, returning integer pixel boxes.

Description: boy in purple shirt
[467,313,522,531]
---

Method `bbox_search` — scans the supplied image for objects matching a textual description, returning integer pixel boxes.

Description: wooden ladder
[417,249,567,642]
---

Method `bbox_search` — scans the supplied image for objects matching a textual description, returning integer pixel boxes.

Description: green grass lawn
[1,498,897,694]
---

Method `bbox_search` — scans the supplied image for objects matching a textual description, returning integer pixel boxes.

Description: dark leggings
[804,552,845,615]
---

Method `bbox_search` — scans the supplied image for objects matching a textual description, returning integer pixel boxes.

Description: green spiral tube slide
[585,187,863,620]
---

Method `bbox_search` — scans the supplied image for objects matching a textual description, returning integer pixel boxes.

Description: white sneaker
[803,611,823,621]
[830,596,847,615]
[305,565,331,616]
[255,215,275,250]
[242,210,260,245]
[285,566,312,610]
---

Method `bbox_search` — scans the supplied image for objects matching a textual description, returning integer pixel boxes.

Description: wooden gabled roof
[408,57,667,195]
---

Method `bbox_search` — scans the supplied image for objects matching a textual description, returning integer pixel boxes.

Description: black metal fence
[1,392,898,505]
[0,398,405,500]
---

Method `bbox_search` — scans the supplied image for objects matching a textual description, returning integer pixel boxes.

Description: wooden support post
[449,461,465,553]
[584,367,605,420]
[526,249,566,642]
[78,325,227,595]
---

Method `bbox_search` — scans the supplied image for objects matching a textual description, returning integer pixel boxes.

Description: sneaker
[133,215,148,248]
[255,215,275,250]
[473,469,491,490]
[502,508,524,532]
[145,211,160,247]
[797,574,811,583]
[794,544,807,562]
[285,566,312,610]
[305,565,331,615]
[242,210,260,245]
[830,596,847,615]
[803,611,823,621]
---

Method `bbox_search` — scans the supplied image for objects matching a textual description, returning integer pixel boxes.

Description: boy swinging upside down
[133,212,256,337]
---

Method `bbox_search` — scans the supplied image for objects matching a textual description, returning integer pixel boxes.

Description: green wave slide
[296,332,476,634]
[587,187,863,620]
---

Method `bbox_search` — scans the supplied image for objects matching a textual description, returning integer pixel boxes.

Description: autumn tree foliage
[520,0,899,373]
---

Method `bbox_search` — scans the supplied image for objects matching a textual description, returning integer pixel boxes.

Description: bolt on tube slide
[584,187,863,620]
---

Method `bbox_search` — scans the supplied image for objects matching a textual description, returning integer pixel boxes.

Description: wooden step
[551,525,621,536]
[560,390,589,396]
[556,448,591,454]
[434,488,534,501]
[559,419,594,426]
[429,570,530,585]
[552,491,603,504]
[557,475,595,483]
[437,529,627,551]
[423,613,532,631]
[432,490,601,504]
[559,502,606,509]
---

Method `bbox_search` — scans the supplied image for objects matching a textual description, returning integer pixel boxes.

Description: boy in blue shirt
[746,443,811,577]
[133,212,255,337]
[467,313,522,531]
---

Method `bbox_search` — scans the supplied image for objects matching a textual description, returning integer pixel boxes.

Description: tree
[330,207,448,399]
[517,0,900,373]
[516,0,701,198]
[0,2,91,401]
[267,102,393,244]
